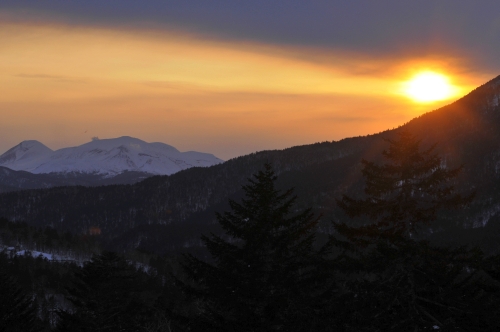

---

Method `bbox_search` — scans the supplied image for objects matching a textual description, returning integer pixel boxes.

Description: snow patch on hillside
[1,245,90,266]
[493,94,499,107]
[472,203,500,228]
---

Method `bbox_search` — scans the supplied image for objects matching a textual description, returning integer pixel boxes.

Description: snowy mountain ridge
[0,136,223,177]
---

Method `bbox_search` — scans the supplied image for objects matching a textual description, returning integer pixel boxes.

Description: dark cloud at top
[2,0,499,73]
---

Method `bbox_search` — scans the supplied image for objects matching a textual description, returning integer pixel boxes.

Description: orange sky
[0,20,491,159]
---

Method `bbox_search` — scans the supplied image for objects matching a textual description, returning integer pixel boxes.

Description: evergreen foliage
[337,129,473,237]
[334,236,500,331]
[0,218,100,260]
[178,164,330,331]
[57,252,156,332]
[332,130,499,331]
[0,270,40,332]
[0,250,79,330]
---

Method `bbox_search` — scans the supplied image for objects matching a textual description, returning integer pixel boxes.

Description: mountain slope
[0,166,67,192]
[1,75,500,254]
[0,140,53,171]
[0,166,157,193]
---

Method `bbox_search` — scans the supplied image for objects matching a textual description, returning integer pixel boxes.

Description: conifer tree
[0,271,40,332]
[57,252,148,332]
[337,129,472,238]
[178,164,330,331]
[331,129,496,331]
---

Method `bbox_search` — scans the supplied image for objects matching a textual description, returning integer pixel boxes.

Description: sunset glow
[403,72,456,103]
[0,6,493,160]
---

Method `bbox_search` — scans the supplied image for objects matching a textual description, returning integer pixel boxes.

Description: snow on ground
[16,250,53,260]
[1,245,90,265]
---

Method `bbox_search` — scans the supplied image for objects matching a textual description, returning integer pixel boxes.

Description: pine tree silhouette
[337,129,472,238]
[57,252,144,332]
[331,129,498,331]
[178,164,331,331]
[0,272,40,332]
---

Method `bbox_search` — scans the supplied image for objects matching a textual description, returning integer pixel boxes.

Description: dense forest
[2,131,500,331]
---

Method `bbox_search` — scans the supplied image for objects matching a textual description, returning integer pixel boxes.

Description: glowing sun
[404,72,454,103]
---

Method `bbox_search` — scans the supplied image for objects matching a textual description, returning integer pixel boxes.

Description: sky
[1,1,499,160]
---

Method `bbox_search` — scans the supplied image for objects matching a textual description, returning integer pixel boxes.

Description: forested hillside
[2,158,499,331]
[0,76,500,255]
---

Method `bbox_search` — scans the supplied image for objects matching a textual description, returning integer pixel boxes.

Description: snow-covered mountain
[0,137,223,177]
[0,140,53,171]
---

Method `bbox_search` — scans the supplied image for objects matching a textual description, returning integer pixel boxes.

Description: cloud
[141,80,210,93]
[1,1,499,77]
[1,0,499,75]
[14,73,87,83]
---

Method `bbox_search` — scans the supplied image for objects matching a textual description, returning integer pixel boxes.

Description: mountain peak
[0,140,53,170]
[18,140,52,150]
[0,137,222,176]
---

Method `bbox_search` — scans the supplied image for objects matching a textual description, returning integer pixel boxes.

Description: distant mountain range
[1,75,500,255]
[0,137,223,191]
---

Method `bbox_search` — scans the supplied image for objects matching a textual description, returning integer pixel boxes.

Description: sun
[403,71,454,103]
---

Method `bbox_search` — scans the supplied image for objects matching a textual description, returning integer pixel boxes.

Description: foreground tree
[178,164,332,331]
[332,129,499,331]
[0,271,40,332]
[337,129,472,237]
[57,252,155,332]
